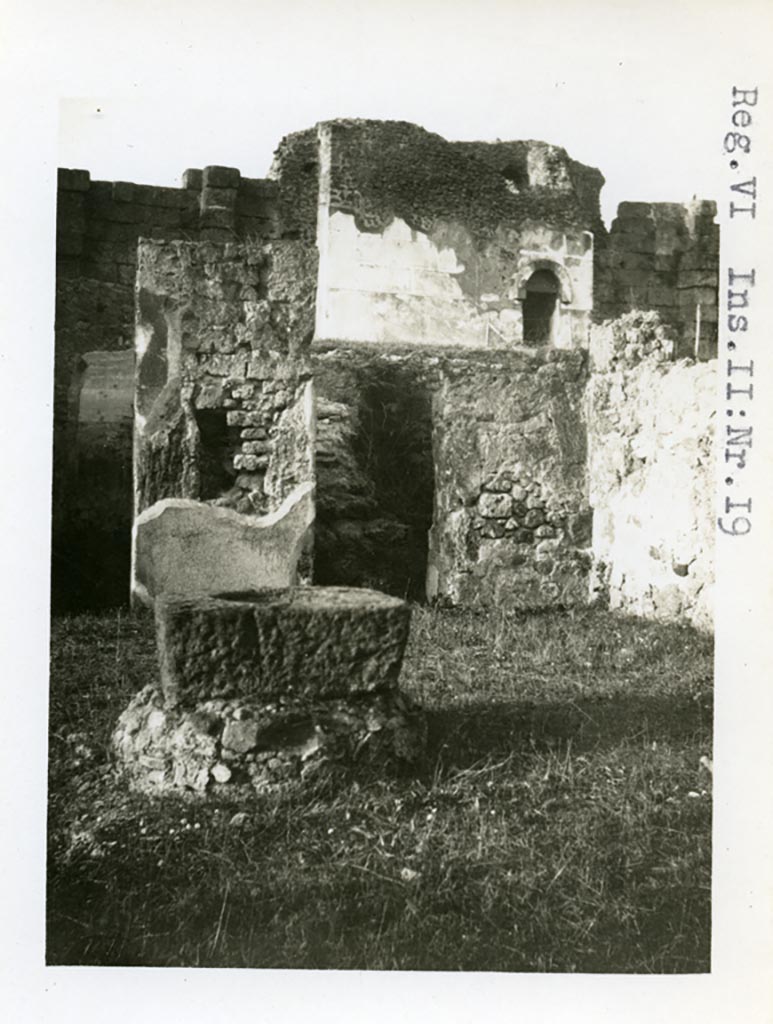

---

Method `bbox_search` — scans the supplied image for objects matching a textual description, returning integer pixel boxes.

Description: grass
[47,604,713,972]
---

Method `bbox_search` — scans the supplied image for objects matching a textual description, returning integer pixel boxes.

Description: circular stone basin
[154,586,412,705]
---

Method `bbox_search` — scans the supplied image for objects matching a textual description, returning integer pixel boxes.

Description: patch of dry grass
[47,605,712,971]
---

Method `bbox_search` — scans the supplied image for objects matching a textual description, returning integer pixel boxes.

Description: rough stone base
[112,684,427,796]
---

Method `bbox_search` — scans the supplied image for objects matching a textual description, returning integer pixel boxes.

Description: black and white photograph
[2,0,772,1021]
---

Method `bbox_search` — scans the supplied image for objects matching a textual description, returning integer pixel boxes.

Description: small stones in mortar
[113,686,426,795]
[476,476,557,543]
[608,310,675,367]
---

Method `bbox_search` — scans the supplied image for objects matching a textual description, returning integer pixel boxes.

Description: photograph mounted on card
[37,2,771,994]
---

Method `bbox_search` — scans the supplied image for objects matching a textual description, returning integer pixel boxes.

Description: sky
[50,0,748,226]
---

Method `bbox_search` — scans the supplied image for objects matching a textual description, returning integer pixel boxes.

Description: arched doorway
[522,268,560,345]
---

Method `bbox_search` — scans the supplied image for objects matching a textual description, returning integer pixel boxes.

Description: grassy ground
[47,605,713,972]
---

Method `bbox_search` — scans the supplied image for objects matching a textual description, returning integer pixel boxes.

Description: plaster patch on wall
[316,211,497,346]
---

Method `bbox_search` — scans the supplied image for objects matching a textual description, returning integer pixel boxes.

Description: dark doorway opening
[314,359,435,602]
[523,269,559,346]
[194,409,237,500]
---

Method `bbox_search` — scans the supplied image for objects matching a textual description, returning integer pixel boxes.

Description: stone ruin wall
[312,344,591,608]
[54,163,289,608]
[53,118,719,630]
[315,120,597,350]
[428,348,591,609]
[132,237,317,602]
[586,313,715,631]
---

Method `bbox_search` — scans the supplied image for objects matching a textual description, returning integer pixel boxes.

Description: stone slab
[132,481,314,607]
[155,585,411,705]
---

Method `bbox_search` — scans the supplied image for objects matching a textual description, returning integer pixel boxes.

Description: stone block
[154,586,412,705]
[203,166,241,189]
[478,492,513,518]
[112,181,135,203]
[678,269,718,289]
[58,168,90,192]
[483,474,513,493]
[182,169,203,190]
[524,508,546,528]
[194,381,224,408]
[241,440,269,455]
[233,453,267,471]
[221,719,260,753]
[202,187,238,209]
[132,481,314,606]
[200,206,235,229]
[616,201,655,220]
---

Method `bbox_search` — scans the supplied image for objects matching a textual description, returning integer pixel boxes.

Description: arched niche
[512,259,574,347]
[513,259,574,304]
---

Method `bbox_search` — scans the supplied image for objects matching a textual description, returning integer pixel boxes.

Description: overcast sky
[50,0,753,226]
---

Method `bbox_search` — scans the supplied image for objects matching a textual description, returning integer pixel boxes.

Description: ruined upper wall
[449,139,605,236]
[267,127,320,242]
[313,120,600,348]
[315,120,604,237]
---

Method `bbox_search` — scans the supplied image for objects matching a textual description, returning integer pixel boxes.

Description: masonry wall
[134,238,316,517]
[314,120,600,350]
[53,162,302,608]
[586,313,715,630]
[428,348,591,608]
[313,342,592,609]
[52,119,721,619]
[55,165,280,445]
[595,200,719,361]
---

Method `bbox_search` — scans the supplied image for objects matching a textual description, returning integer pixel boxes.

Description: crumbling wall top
[307,118,604,240]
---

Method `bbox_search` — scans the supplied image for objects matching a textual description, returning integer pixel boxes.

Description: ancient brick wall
[586,313,716,630]
[595,200,719,361]
[55,164,281,432]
